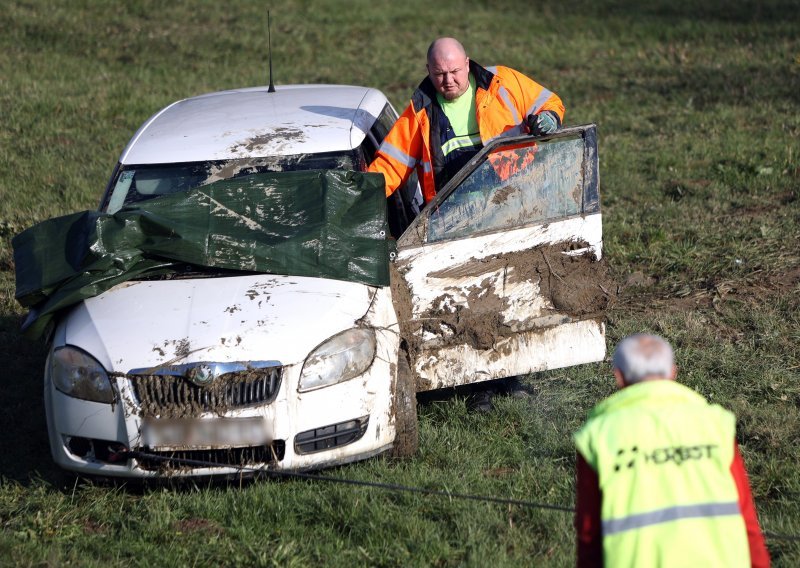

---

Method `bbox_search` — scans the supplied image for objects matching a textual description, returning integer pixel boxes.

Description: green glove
[526,111,559,136]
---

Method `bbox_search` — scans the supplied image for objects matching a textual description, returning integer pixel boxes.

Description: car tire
[390,350,418,458]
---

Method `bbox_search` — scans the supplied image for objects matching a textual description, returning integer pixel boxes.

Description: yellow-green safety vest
[574,380,749,567]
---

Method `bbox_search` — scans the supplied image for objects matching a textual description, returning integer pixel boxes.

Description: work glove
[526,111,559,136]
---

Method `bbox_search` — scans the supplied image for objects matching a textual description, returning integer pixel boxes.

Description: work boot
[466,389,493,412]
[496,375,530,398]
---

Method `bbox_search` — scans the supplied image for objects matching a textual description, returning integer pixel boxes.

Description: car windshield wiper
[134,264,255,281]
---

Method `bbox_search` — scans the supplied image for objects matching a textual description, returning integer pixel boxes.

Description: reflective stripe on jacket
[573,381,750,568]
[368,61,565,203]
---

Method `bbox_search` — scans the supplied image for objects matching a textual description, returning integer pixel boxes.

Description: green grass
[1,0,799,565]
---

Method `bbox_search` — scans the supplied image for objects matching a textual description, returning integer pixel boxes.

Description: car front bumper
[45,353,398,478]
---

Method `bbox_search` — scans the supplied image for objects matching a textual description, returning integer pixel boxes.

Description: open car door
[392,124,610,391]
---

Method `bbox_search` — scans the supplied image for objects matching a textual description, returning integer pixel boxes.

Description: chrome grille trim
[129,364,282,418]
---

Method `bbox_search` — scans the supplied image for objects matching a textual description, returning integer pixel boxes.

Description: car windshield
[104,150,359,213]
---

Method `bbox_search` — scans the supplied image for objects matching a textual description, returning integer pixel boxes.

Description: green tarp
[14,170,390,339]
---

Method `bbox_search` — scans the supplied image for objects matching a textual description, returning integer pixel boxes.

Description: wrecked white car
[14,83,610,478]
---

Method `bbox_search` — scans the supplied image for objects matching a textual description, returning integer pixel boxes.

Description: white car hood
[62,274,377,373]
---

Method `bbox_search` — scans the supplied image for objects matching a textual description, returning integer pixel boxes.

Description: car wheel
[390,350,418,458]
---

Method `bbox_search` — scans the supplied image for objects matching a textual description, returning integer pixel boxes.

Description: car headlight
[49,346,115,403]
[298,328,377,392]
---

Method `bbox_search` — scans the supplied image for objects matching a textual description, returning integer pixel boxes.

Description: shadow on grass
[0,315,63,485]
[634,61,799,111]
[416,376,537,406]
[551,0,800,24]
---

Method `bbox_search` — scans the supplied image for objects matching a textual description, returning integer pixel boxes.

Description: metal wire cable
[119,449,800,541]
[121,449,574,512]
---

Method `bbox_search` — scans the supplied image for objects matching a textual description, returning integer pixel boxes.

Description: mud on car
[14,84,611,478]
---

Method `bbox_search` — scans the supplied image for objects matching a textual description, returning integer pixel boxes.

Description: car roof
[119,85,392,165]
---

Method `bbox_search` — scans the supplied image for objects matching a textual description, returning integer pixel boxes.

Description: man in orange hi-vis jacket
[368,37,565,206]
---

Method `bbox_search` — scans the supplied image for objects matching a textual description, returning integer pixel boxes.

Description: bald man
[573,334,769,567]
[368,37,565,206]
[370,38,565,411]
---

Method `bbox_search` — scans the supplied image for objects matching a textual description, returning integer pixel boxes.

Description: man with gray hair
[573,334,769,567]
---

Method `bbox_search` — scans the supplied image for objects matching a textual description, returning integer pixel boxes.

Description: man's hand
[526,111,559,136]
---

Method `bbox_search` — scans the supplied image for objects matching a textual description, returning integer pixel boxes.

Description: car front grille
[129,365,281,418]
[135,441,286,472]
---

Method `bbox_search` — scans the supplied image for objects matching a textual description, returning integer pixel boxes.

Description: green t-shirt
[436,74,480,158]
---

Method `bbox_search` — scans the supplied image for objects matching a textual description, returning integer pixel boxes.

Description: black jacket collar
[412,60,495,112]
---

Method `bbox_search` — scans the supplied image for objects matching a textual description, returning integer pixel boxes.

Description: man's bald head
[427,38,467,64]
[426,37,471,100]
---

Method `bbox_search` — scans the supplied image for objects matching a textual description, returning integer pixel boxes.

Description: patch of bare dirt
[482,467,517,478]
[82,519,108,535]
[172,518,224,536]
[613,262,800,347]
[619,264,800,315]
[623,271,657,289]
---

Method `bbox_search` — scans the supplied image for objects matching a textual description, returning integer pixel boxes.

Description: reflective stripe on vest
[602,501,741,536]
[497,86,520,124]
[441,133,482,157]
[526,88,553,116]
[378,140,418,169]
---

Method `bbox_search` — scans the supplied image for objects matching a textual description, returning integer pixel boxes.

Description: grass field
[1,0,799,565]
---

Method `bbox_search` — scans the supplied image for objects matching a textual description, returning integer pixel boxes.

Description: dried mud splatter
[392,241,617,373]
[173,338,191,359]
[132,367,274,419]
[228,128,306,156]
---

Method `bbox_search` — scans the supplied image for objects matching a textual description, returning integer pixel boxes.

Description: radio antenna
[267,10,276,93]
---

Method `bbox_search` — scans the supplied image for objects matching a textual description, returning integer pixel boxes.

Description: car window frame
[399,124,599,247]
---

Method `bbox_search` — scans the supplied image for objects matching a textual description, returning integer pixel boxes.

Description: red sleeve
[731,442,771,568]
[575,452,603,568]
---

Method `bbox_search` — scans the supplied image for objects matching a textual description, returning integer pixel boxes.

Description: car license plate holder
[143,417,271,450]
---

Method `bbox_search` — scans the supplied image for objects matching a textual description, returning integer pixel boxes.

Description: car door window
[393,125,607,391]
[362,103,397,162]
[427,132,595,242]
[372,103,396,141]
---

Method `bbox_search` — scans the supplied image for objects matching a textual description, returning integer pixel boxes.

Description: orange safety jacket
[368,61,565,204]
